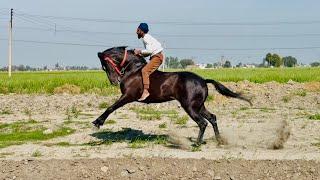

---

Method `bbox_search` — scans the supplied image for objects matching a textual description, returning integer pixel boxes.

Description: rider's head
[136,23,148,39]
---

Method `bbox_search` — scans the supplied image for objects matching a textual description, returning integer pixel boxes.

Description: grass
[71,105,81,118]
[99,102,109,109]
[84,140,113,146]
[130,106,178,121]
[294,90,307,97]
[282,95,292,103]
[128,138,147,148]
[0,120,75,148]
[0,71,119,95]
[166,67,320,83]
[23,108,33,120]
[138,113,161,120]
[311,139,320,148]
[0,68,319,94]
[56,142,72,146]
[309,113,320,120]
[31,150,42,157]
[158,123,167,129]
[206,95,214,102]
[240,107,249,111]
[129,135,168,148]
[65,105,81,120]
[44,141,73,147]
[191,144,202,152]
[0,152,14,158]
[0,108,13,115]
[105,119,116,124]
[175,115,189,125]
[259,107,276,112]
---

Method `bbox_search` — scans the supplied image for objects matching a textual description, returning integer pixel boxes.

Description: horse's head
[98,46,128,85]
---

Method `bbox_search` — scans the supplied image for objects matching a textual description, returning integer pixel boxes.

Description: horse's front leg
[92,94,132,128]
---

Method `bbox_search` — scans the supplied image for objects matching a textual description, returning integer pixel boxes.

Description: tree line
[164,57,196,68]
[0,64,99,71]
[1,54,319,71]
[263,53,299,67]
[166,53,320,68]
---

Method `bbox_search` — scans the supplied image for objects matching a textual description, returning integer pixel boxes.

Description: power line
[0,38,108,47]
[2,25,320,39]
[15,12,75,30]
[1,38,320,51]
[15,12,320,26]
[15,15,54,29]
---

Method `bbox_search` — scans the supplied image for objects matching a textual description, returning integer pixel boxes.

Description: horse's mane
[104,46,145,61]
[102,46,147,73]
[103,46,127,53]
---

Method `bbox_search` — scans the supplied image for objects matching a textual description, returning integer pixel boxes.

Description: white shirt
[141,34,163,57]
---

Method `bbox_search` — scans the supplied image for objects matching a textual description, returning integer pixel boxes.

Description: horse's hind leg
[200,106,221,142]
[181,104,208,145]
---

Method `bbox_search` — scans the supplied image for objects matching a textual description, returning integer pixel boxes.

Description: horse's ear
[98,52,104,59]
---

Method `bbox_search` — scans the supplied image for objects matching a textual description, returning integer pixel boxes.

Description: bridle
[103,49,128,76]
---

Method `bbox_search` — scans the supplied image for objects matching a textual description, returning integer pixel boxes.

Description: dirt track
[0,81,320,179]
[1,158,319,180]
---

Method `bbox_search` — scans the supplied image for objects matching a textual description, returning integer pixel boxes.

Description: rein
[103,49,128,76]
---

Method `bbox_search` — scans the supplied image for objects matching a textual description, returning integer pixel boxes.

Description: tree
[283,56,297,67]
[264,53,273,66]
[17,65,25,71]
[310,61,320,67]
[264,53,282,67]
[223,60,231,68]
[180,59,195,69]
[213,62,219,68]
[273,54,282,67]
[165,56,180,69]
[236,62,242,67]
[205,64,213,68]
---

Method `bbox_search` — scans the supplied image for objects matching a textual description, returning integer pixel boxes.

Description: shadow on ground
[87,128,168,146]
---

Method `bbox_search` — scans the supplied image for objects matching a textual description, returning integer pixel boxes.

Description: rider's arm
[140,48,152,56]
[140,34,162,57]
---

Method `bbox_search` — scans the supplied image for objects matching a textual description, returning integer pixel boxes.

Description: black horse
[92,46,251,145]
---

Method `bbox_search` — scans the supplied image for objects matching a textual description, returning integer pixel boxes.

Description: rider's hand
[134,49,141,56]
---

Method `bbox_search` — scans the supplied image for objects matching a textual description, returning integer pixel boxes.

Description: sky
[0,0,320,68]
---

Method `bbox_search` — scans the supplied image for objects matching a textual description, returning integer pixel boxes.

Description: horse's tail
[205,79,252,105]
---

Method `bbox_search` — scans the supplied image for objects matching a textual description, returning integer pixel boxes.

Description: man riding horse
[92,23,252,146]
[134,23,164,101]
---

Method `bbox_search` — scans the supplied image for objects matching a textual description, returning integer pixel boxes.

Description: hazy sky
[1,0,320,67]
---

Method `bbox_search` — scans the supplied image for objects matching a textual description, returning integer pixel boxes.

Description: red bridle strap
[120,49,128,67]
[104,57,122,75]
[103,49,128,76]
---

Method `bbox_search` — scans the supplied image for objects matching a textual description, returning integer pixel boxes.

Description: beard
[137,34,143,39]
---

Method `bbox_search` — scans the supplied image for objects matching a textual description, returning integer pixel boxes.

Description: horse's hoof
[216,136,228,146]
[92,121,101,129]
[192,141,205,147]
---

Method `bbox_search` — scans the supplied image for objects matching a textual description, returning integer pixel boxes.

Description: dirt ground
[1,158,319,180]
[0,81,319,179]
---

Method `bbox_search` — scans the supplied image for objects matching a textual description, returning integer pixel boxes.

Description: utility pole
[162,41,165,71]
[8,8,13,77]
[54,23,56,36]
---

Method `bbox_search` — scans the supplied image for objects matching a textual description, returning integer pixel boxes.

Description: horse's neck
[122,57,146,75]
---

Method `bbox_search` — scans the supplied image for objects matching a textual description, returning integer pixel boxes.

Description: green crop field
[0,67,319,94]
[186,67,320,83]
